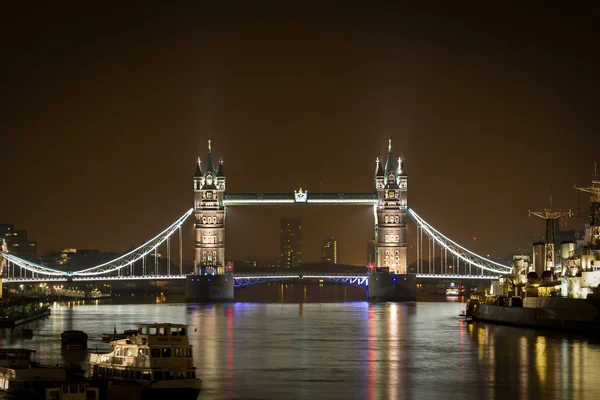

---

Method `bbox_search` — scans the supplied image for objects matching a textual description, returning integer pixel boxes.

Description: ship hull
[95,378,201,400]
[473,303,600,333]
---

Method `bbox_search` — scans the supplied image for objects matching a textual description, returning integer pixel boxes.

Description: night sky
[1,3,598,266]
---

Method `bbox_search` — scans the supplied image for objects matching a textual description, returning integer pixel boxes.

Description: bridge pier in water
[185,275,234,302]
[367,272,416,301]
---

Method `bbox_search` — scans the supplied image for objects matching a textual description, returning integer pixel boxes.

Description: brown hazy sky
[1,3,598,266]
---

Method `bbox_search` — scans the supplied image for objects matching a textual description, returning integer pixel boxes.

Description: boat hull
[95,378,201,400]
[473,304,600,333]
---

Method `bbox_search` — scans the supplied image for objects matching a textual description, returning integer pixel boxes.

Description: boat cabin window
[154,371,163,381]
[149,327,158,335]
[139,327,147,335]
[0,350,33,361]
[159,327,166,336]
[170,327,178,336]
[142,372,151,381]
[151,348,161,357]
[174,348,191,357]
[162,348,171,357]
[138,348,148,357]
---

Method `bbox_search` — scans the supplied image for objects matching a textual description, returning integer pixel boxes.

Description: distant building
[0,224,38,261]
[40,248,122,273]
[321,236,338,264]
[366,238,376,265]
[233,259,280,268]
[280,218,302,268]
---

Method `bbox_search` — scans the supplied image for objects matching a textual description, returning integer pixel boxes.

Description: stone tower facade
[193,140,226,274]
[374,140,408,274]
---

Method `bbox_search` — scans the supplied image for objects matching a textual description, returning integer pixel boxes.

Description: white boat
[0,348,67,398]
[88,323,201,400]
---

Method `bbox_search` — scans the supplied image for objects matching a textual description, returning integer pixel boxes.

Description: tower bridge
[1,140,512,301]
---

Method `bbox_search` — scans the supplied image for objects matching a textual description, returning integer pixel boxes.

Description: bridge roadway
[2,273,499,285]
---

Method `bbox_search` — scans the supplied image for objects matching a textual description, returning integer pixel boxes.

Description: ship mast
[574,162,600,248]
[529,194,572,272]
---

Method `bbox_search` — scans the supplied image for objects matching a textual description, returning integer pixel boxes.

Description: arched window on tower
[384,216,389,223]
[202,217,207,224]
[395,216,399,223]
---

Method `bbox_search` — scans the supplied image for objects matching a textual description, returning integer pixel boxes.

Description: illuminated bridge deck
[2,273,499,284]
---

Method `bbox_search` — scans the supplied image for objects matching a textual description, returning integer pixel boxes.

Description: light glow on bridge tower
[375,140,408,274]
[194,141,226,275]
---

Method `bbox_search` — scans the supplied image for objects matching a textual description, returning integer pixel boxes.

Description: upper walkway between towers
[223,192,379,205]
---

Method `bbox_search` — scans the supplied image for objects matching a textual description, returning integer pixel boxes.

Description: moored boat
[88,323,201,399]
[101,327,138,343]
[466,171,600,333]
[0,348,68,398]
[61,330,88,350]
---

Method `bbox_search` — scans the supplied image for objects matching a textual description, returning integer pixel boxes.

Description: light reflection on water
[1,299,600,399]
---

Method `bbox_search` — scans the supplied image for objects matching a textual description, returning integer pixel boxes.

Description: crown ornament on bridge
[294,187,307,203]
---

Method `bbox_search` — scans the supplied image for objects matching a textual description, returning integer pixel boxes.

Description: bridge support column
[185,275,234,302]
[367,272,416,302]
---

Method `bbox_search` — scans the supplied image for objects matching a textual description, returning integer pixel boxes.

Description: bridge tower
[193,140,226,274]
[375,140,408,274]
[368,140,415,301]
[186,140,233,301]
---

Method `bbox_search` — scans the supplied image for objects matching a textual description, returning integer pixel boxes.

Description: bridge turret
[216,158,226,191]
[398,157,407,209]
[193,158,203,191]
[374,157,385,191]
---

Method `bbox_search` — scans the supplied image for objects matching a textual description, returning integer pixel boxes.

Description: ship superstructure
[499,168,600,299]
[88,322,201,399]
[467,168,600,332]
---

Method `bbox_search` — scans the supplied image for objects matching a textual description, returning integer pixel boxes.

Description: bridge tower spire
[375,139,408,274]
[193,140,226,275]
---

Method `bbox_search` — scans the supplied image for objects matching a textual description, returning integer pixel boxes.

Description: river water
[2,291,600,400]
